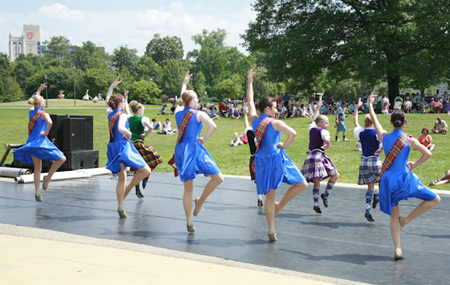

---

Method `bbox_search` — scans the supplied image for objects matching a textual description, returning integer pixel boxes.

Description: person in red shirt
[418,128,435,151]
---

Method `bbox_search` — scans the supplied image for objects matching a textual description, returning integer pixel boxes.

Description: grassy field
[1,99,449,190]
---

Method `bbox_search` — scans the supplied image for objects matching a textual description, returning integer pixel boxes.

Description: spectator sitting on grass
[432,117,447,134]
[418,128,435,151]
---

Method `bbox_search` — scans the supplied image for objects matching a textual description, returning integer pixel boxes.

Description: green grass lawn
[1,99,449,190]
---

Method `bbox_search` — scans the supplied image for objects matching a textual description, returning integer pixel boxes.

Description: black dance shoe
[372,196,379,209]
[135,185,144,199]
[365,213,375,222]
[142,177,149,189]
[321,193,328,208]
[257,199,263,207]
[313,205,322,213]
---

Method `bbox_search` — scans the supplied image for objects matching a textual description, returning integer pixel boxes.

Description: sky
[0,0,257,57]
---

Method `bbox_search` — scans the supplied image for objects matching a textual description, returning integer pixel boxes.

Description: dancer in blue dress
[105,78,151,218]
[246,69,307,241]
[174,71,224,233]
[368,91,440,260]
[13,84,66,202]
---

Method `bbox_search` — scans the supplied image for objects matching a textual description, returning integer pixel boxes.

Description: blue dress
[252,113,304,194]
[380,129,437,215]
[106,109,146,174]
[13,107,63,164]
[174,107,220,182]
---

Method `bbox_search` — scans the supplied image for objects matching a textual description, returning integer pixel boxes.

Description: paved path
[0,172,448,284]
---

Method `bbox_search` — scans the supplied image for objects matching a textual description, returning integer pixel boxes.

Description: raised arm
[123,90,131,116]
[106,77,121,113]
[246,69,257,122]
[180,71,193,96]
[353,98,362,128]
[368,91,387,142]
[312,100,323,121]
[243,107,250,129]
[36,83,47,97]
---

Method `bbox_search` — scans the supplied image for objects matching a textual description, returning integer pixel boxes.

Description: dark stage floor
[0,172,448,284]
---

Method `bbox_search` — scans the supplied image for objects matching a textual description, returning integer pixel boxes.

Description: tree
[12,54,42,90]
[145,34,184,67]
[252,67,276,99]
[134,55,163,86]
[192,72,206,102]
[245,0,450,102]
[130,80,162,104]
[71,41,109,71]
[215,74,244,100]
[189,29,228,96]
[43,36,71,59]
[161,59,186,97]
[111,45,139,73]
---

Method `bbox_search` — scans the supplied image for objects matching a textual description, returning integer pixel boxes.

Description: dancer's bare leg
[31,156,42,196]
[45,155,66,182]
[196,173,224,208]
[277,181,308,212]
[390,206,402,254]
[265,189,276,236]
[116,164,127,210]
[401,196,441,226]
[183,179,194,225]
[124,165,151,199]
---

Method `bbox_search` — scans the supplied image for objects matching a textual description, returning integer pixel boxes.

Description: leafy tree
[215,74,244,100]
[82,68,116,99]
[134,55,163,86]
[145,34,184,67]
[71,41,109,71]
[111,45,139,73]
[43,36,71,59]
[162,59,186,97]
[245,0,450,102]
[192,71,206,101]
[11,54,41,89]
[189,29,228,96]
[252,67,276,98]
[130,80,162,104]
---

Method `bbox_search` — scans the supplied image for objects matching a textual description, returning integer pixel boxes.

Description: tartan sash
[108,111,123,142]
[168,109,196,177]
[379,133,411,180]
[250,117,275,179]
[28,110,46,135]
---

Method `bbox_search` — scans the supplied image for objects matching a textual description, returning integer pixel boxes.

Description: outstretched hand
[368,90,377,105]
[111,76,122,88]
[38,84,48,92]
[357,97,363,108]
[247,69,255,81]
[183,71,193,85]
[124,90,129,100]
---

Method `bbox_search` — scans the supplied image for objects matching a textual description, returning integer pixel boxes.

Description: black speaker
[63,118,86,151]
[60,150,99,171]
[48,114,94,151]
[69,115,94,150]
[48,114,69,149]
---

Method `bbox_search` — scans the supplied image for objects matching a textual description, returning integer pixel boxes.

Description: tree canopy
[244,0,450,101]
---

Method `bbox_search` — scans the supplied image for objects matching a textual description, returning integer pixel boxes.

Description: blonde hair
[129,100,144,114]
[107,94,124,110]
[314,114,328,124]
[27,94,44,106]
[364,114,373,128]
[178,90,197,106]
